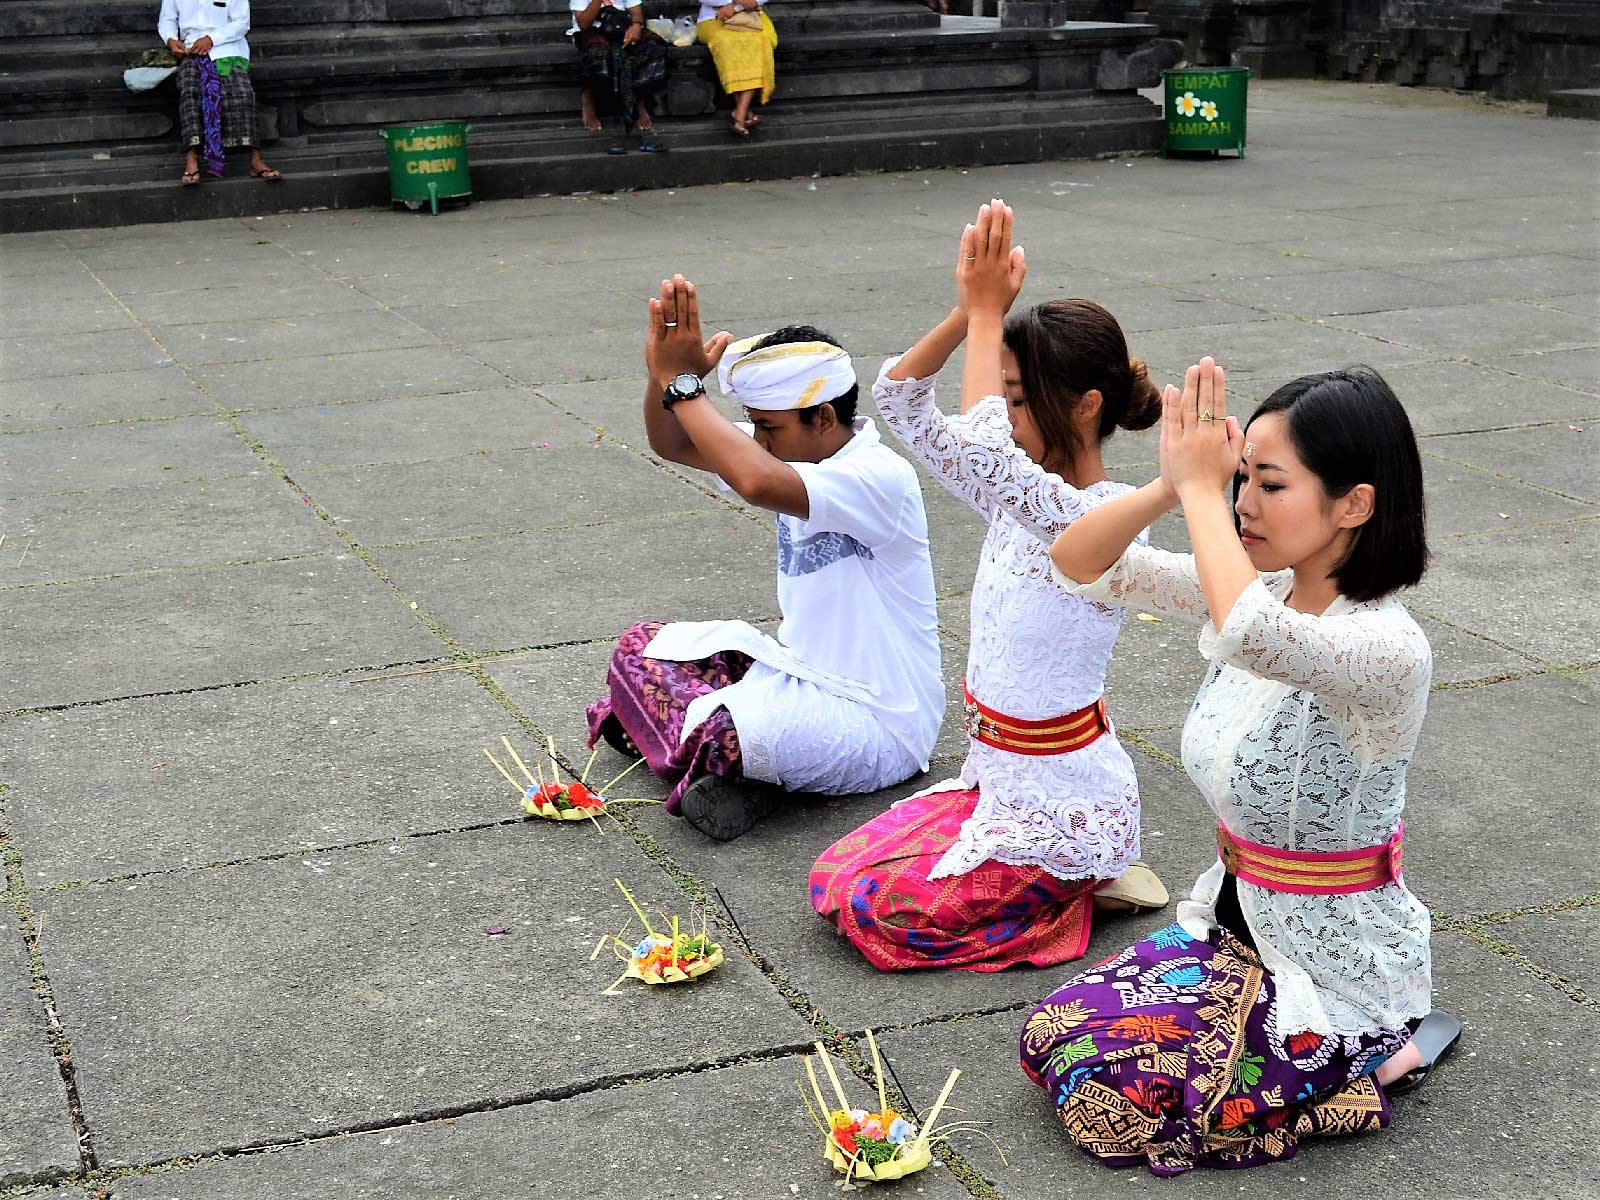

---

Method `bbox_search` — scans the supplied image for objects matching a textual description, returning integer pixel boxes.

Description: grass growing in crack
[0,790,98,1177]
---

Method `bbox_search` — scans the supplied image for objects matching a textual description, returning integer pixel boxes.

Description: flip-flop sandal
[1386,1010,1463,1096]
[181,169,201,187]
[636,134,664,153]
[251,167,284,182]
[729,118,750,139]
[607,142,628,155]
[1094,860,1170,911]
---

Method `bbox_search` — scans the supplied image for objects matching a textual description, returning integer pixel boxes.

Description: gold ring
[1199,410,1215,422]
[963,255,977,262]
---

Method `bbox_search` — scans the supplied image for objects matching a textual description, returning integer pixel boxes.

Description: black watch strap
[662,373,706,410]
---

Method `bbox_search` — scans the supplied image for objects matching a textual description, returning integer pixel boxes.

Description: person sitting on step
[585,275,945,843]
[696,0,777,138]
[568,0,667,154]
[158,0,281,186]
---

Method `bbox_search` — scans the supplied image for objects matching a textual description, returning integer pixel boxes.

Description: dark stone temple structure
[0,0,1174,232]
[1142,0,1600,97]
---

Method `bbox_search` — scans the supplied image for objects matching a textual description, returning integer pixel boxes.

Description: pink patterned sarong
[808,787,1099,972]
[585,620,747,815]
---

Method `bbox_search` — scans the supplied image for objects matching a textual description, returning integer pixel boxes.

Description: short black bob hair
[749,325,859,427]
[1242,366,1429,603]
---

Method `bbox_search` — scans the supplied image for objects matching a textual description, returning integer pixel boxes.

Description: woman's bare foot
[1374,1040,1422,1087]
[581,88,602,132]
[180,150,200,186]
[247,149,282,181]
[633,101,654,133]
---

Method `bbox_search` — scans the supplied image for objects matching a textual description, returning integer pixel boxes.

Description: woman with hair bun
[809,200,1172,972]
[1021,354,1457,1173]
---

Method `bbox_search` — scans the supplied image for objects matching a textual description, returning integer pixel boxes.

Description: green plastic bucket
[1162,67,1249,157]
[378,121,472,213]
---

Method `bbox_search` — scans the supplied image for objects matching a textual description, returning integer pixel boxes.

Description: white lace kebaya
[874,359,1145,886]
[1042,540,1434,1037]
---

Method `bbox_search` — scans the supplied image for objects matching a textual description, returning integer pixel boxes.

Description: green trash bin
[1162,67,1249,158]
[378,122,472,214]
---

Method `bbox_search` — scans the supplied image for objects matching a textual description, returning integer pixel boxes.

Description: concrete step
[0,92,1159,233]
[1547,87,1600,119]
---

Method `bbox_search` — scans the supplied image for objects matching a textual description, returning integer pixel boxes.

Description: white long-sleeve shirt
[158,0,252,61]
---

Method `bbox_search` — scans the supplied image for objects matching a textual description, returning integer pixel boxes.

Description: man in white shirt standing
[584,275,945,841]
[158,0,281,185]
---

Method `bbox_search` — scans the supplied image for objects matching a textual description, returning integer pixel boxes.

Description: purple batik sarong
[585,620,747,814]
[1019,921,1409,1175]
[195,56,225,176]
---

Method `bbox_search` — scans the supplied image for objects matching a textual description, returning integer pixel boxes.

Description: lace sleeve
[873,357,999,522]
[875,356,1109,540]
[1053,542,1216,624]
[1199,580,1434,708]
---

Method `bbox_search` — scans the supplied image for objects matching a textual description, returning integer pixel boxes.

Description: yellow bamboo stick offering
[501,736,539,786]
[594,878,723,991]
[803,1034,975,1184]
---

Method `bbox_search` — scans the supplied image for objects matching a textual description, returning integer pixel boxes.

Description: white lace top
[1058,545,1433,1036]
[874,359,1143,885]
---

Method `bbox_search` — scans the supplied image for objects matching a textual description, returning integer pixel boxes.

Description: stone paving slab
[374,511,779,654]
[299,444,722,549]
[109,1055,972,1200]
[0,919,79,1189]
[121,281,386,328]
[877,930,1600,1200]
[91,259,312,298]
[1368,360,1598,436]
[0,330,173,383]
[1335,300,1600,361]
[1488,908,1597,999]
[190,346,508,412]
[1409,521,1599,665]
[0,366,212,432]
[644,748,1217,1034]
[1418,449,1595,535]
[154,310,439,367]
[1129,315,1434,384]
[235,389,584,473]
[1,554,442,711]
[1392,254,1600,303]
[1404,673,1597,915]
[1484,347,1600,395]
[0,296,134,340]
[1426,424,1597,506]
[34,825,813,1168]
[2,670,528,885]
[0,414,257,499]
[0,473,334,587]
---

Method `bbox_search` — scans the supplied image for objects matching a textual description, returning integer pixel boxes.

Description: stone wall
[1148,0,1600,98]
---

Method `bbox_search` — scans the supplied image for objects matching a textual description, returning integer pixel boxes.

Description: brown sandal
[181,168,201,186]
[251,166,284,181]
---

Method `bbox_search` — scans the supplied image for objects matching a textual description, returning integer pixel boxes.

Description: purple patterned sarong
[585,620,747,815]
[195,56,225,176]
[1019,921,1409,1176]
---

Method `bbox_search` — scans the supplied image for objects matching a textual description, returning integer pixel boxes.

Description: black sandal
[1386,1010,1463,1096]
[181,168,201,187]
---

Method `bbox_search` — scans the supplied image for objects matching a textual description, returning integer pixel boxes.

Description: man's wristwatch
[661,373,706,410]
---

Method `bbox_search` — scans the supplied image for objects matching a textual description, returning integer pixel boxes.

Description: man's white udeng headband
[717,334,856,411]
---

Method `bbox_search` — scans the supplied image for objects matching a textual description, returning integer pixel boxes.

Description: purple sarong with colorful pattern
[585,620,747,814]
[1019,921,1409,1176]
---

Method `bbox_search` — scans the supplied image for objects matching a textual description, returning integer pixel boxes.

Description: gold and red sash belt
[1217,821,1403,896]
[961,681,1109,757]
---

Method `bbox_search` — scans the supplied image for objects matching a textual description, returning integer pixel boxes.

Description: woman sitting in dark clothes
[569,0,668,152]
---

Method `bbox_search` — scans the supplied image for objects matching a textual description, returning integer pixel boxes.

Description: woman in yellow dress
[697,0,778,136]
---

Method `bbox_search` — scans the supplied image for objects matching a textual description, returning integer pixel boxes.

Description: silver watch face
[670,373,703,397]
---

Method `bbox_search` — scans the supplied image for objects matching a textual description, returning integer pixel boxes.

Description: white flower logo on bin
[1200,100,1219,122]
[1175,91,1199,117]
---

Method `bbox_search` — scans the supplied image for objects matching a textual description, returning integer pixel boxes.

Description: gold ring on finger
[1199,410,1215,422]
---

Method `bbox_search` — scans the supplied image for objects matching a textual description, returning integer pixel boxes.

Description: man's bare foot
[581,89,602,132]
[633,102,655,133]
[248,150,282,181]
[181,150,201,185]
